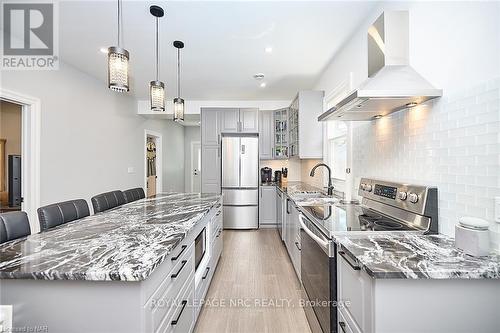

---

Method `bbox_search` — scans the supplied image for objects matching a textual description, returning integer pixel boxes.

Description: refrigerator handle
[241,144,245,154]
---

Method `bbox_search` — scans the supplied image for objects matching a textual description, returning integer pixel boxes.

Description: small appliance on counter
[455,217,490,257]
[274,170,282,184]
[281,167,288,186]
[260,167,273,183]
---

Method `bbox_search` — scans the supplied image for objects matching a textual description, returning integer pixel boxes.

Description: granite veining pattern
[277,181,339,206]
[336,233,500,279]
[0,193,221,281]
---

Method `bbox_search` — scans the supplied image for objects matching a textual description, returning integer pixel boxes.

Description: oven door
[300,213,337,333]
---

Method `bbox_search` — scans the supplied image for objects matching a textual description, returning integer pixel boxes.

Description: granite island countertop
[0,193,221,281]
[335,233,500,279]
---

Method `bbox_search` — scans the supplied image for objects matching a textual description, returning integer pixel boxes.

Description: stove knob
[365,184,373,192]
[408,193,419,203]
[360,183,366,190]
[398,191,408,201]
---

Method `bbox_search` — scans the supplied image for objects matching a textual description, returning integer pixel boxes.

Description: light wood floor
[194,229,312,333]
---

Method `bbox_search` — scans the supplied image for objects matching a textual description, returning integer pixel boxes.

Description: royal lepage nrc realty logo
[2,2,59,70]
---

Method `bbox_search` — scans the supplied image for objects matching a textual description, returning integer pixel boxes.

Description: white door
[191,142,201,192]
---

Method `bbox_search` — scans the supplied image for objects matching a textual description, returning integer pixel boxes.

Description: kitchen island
[0,193,223,333]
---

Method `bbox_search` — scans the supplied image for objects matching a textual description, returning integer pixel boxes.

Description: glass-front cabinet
[273,108,289,159]
[288,97,299,157]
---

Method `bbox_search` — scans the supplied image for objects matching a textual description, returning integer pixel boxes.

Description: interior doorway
[191,141,201,192]
[0,89,41,233]
[0,101,22,213]
[144,130,163,197]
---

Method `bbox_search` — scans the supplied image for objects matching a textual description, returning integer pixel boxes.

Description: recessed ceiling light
[373,115,383,119]
[265,47,273,53]
[406,102,418,108]
[100,47,108,54]
[260,82,267,88]
[253,73,265,80]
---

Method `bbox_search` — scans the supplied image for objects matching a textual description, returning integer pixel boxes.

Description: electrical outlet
[495,197,500,223]
[127,167,135,174]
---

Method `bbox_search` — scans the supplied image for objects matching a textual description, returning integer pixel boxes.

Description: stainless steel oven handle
[299,214,329,248]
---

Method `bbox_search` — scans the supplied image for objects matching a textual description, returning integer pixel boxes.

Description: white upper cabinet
[289,90,324,159]
[259,110,274,160]
[220,108,240,133]
[220,108,259,134]
[240,108,259,133]
[201,108,221,146]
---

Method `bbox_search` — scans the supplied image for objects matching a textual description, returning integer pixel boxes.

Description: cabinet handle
[171,245,187,261]
[171,260,187,278]
[339,321,347,333]
[286,199,290,214]
[202,266,211,280]
[294,241,301,251]
[171,300,188,326]
[338,250,361,271]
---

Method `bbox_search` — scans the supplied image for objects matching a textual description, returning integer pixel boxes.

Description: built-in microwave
[195,227,206,270]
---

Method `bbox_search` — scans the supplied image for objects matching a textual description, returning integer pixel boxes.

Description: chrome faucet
[309,163,334,196]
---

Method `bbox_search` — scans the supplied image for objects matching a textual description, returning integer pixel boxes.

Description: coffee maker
[274,170,282,184]
[260,167,273,183]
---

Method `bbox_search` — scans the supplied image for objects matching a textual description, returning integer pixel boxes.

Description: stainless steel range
[300,178,438,333]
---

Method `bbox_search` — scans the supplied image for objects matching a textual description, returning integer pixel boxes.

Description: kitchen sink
[292,192,340,205]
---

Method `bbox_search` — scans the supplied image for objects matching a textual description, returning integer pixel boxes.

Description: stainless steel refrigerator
[222,134,259,229]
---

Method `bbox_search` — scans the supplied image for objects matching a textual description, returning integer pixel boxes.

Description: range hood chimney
[318,11,442,122]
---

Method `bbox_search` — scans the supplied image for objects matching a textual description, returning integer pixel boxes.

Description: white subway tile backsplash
[352,79,500,237]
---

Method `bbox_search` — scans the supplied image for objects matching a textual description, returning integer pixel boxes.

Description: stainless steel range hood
[318,11,442,122]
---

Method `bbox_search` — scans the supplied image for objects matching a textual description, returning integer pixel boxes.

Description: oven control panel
[358,178,436,216]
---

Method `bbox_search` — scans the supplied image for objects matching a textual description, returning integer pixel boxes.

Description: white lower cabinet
[284,198,301,279]
[337,246,500,333]
[259,186,277,227]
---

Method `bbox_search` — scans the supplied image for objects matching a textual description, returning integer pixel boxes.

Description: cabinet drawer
[212,227,223,265]
[143,237,193,305]
[148,245,195,331]
[338,308,361,333]
[156,274,195,333]
[291,234,301,279]
[337,248,373,333]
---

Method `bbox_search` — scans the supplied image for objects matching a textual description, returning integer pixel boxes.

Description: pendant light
[150,5,165,111]
[173,40,185,122]
[108,0,129,92]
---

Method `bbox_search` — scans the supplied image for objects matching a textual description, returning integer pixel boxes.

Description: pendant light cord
[177,48,181,97]
[155,17,159,81]
[117,0,121,46]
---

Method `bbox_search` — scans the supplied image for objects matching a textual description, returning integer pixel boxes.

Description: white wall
[1,61,185,212]
[184,126,200,192]
[314,1,500,236]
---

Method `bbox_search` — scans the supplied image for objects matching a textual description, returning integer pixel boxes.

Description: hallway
[194,229,311,333]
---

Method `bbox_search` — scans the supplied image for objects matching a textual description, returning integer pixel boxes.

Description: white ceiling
[59,1,378,100]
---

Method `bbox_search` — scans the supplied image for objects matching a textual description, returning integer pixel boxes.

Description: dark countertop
[277,183,500,280]
[0,193,221,281]
[335,233,500,279]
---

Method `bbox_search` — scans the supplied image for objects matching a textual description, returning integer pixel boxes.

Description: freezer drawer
[223,206,258,229]
[223,189,258,205]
